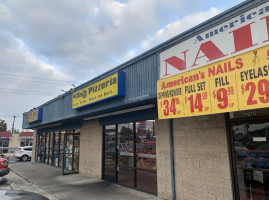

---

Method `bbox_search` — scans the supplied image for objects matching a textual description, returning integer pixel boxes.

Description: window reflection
[233,122,269,199]
[136,121,156,171]
[103,120,157,194]
[118,123,134,167]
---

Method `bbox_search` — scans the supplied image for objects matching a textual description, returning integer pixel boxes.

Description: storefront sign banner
[26,108,43,123]
[72,71,125,109]
[157,45,269,119]
[159,2,269,79]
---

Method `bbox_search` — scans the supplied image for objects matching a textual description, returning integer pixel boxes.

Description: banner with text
[26,108,43,123]
[72,71,125,109]
[157,45,269,119]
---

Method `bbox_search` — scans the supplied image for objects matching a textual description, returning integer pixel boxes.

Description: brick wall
[79,120,102,179]
[155,119,173,199]
[172,114,233,200]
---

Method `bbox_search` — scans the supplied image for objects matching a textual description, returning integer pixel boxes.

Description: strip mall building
[22,1,269,199]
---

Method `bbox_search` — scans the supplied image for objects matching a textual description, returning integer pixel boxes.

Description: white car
[15,146,32,162]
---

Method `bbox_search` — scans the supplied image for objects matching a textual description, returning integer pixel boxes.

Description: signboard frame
[72,71,125,109]
[26,108,43,123]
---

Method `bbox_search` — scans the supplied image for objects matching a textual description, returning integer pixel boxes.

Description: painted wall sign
[159,2,269,79]
[26,108,43,123]
[72,71,125,109]
[157,45,269,119]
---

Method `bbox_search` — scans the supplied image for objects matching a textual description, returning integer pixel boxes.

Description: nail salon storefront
[23,1,269,199]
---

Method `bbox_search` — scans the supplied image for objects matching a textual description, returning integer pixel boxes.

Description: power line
[0,88,58,96]
[0,72,75,84]
[0,76,70,85]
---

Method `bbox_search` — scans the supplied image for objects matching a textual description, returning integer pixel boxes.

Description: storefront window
[0,139,9,147]
[136,120,157,194]
[103,120,157,194]
[64,133,73,171]
[118,123,134,168]
[104,125,116,178]
[58,131,65,168]
[232,122,269,199]
[37,129,80,174]
[45,133,50,163]
[117,123,134,187]
[54,132,60,167]
[73,132,80,172]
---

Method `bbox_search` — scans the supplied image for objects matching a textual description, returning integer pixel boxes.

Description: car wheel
[21,155,28,162]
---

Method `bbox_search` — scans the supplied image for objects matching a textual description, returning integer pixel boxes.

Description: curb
[9,168,59,200]
[10,168,32,184]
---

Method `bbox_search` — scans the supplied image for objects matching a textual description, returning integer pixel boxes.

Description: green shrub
[3,149,8,153]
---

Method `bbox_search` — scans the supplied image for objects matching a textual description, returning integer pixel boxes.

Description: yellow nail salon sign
[157,45,269,119]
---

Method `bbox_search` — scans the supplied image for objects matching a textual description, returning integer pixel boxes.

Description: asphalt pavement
[4,161,163,200]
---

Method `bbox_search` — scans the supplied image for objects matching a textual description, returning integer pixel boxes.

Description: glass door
[103,125,117,182]
[39,133,46,163]
[45,133,50,164]
[230,120,269,200]
[63,131,74,174]
[117,123,134,187]
[73,131,80,172]
[136,120,157,194]
[102,120,157,194]
[59,131,65,168]
[63,130,80,175]
[53,131,60,167]
[48,133,54,165]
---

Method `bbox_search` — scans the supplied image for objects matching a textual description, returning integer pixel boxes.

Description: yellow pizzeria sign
[72,71,125,109]
[157,45,269,119]
[26,108,43,123]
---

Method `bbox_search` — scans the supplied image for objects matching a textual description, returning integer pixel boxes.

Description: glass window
[73,133,80,172]
[59,133,64,168]
[117,166,134,187]
[118,123,134,167]
[103,120,157,194]
[54,131,60,167]
[232,122,269,199]
[104,125,116,177]
[64,134,73,171]
[136,120,157,194]
[136,120,156,170]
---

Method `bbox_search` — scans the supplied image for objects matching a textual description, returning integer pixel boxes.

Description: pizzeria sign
[72,71,125,109]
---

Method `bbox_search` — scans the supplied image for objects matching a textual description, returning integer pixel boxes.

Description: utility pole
[11,115,16,134]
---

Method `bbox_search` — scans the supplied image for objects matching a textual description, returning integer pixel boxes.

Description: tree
[0,119,7,131]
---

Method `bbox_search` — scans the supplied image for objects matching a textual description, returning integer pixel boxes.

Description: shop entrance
[103,120,157,194]
[228,109,269,200]
[36,129,80,175]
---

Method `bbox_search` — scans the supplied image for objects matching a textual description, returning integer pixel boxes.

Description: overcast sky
[0,0,245,131]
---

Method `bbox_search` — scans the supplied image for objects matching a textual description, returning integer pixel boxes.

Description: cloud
[0,0,244,130]
[139,7,221,51]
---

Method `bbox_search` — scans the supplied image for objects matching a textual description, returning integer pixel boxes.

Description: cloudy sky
[0,0,245,131]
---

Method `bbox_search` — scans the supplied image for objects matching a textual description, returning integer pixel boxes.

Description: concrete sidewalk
[9,162,164,200]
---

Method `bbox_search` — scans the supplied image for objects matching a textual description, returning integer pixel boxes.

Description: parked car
[0,157,9,177]
[15,146,32,162]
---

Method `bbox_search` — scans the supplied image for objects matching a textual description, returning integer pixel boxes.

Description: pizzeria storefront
[36,128,80,175]
[22,0,269,199]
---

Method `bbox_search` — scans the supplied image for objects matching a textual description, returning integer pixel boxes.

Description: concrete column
[79,120,102,179]
[155,119,173,199]
[31,130,37,163]
[172,114,233,200]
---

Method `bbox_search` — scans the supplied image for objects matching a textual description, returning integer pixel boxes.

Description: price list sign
[157,45,269,119]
